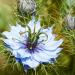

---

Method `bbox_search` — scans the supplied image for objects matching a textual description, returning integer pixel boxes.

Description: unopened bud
[17,0,36,15]
[65,14,75,29]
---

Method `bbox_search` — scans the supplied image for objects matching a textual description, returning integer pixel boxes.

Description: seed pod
[66,14,75,29]
[17,0,36,15]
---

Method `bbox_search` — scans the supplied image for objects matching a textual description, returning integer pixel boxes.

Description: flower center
[26,40,37,51]
[25,26,48,53]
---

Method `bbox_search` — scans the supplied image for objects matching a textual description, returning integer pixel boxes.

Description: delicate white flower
[2,17,63,70]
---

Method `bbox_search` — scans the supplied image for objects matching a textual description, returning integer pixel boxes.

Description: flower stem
[34,68,37,75]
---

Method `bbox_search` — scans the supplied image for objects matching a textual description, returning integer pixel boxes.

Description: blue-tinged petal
[18,33,28,43]
[24,65,30,70]
[3,39,25,50]
[3,31,28,44]
[43,39,63,50]
[2,31,21,40]
[10,27,23,39]
[22,57,39,68]
[38,34,55,44]
[16,58,22,63]
[17,49,31,58]
[28,17,41,33]
[2,25,26,40]
[41,48,62,58]
[35,19,41,32]
[10,24,25,33]
[33,48,62,63]
[12,50,18,57]
[16,24,25,32]
[38,27,54,43]
[2,31,13,39]
[28,17,35,33]
[33,51,51,62]
[41,27,53,34]
[12,50,31,60]
[16,57,30,63]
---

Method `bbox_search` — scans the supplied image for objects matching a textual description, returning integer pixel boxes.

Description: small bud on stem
[17,0,36,16]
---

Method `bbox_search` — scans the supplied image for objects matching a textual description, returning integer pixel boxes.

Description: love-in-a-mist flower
[2,17,63,70]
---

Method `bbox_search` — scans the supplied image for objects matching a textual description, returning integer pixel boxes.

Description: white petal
[11,24,25,33]
[18,33,28,43]
[44,39,63,50]
[2,31,13,39]
[35,20,41,32]
[38,34,55,44]
[38,27,54,43]
[3,25,26,40]
[3,39,24,50]
[3,31,20,40]
[3,31,28,44]
[28,17,35,33]
[17,49,31,58]
[33,48,62,63]
[16,24,25,32]
[22,58,39,68]
[41,27,53,34]
[12,49,31,58]
[12,50,18,57]
[33,51,50,62]
[28,17,41,33]
[42,48,62,58]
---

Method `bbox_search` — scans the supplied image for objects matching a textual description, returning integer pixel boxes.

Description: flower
[2,17,63,70]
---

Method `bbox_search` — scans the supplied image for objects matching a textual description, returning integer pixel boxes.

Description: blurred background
[0,0,75,75]
[0,0,17,32]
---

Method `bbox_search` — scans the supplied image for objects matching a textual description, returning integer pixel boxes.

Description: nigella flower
[2,17,63,70]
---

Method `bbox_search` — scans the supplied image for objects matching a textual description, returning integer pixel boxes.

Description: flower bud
[17,0,36,15]
[66,14,75,29]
